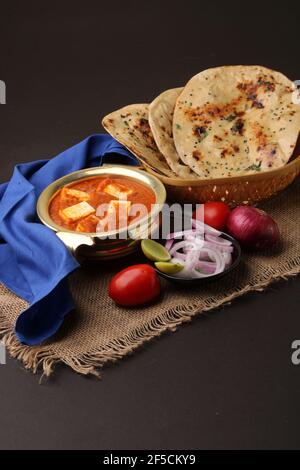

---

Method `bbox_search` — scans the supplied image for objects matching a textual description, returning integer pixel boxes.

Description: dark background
[1,0,300,450]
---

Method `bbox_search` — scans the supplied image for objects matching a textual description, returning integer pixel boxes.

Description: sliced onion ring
[163,221,233,279]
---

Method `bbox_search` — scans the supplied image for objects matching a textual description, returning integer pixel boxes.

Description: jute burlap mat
[1,178,300,378]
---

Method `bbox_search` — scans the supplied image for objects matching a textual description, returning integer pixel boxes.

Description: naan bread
[173,65,300,178]
[102,104,175,177]
[149,88,198,179]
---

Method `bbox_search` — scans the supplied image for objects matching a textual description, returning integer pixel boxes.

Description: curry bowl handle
[56,231,95,256]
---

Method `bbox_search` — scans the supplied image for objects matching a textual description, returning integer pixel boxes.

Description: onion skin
[226,206,280,251]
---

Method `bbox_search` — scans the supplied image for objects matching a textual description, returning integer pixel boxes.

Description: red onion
[226,206,280,250]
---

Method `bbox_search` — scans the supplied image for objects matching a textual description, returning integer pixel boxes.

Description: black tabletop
[1,0,300,450]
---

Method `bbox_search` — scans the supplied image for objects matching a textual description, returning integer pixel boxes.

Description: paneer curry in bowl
[49,175,156,233]
[37,165,166,260]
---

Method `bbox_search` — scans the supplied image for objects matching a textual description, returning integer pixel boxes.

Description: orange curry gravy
[49,175,156,233]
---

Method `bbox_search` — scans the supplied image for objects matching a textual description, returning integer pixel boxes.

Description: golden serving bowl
[37,165,166,261]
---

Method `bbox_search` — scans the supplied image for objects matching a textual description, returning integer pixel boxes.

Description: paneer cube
[59,201,95,223]
[75,215,100,232]
[97,178,133,198]
[61,187,90,202]
[97,200,131,231]
[107,199,132,215]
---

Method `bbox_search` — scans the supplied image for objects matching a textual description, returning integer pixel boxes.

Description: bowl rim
[36,164,167,238]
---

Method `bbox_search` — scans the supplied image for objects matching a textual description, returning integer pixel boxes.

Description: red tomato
[109,264,161,307]
[193,202,231,230]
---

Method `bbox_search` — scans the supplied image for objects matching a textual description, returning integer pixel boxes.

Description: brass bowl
[37,165,166,261]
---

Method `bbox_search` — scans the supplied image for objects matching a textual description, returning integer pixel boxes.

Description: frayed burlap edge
[1,256,300,380]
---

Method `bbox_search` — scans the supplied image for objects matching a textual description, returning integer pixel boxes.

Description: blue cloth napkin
[0,134,138,346]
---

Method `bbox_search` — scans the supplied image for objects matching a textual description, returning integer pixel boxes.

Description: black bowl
[150,232,241,285]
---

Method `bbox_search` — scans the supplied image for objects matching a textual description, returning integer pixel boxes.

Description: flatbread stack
[102,66,300,180]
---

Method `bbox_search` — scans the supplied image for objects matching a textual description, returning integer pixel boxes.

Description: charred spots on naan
[230,118,244,136]
[220,148,229,159]
[224,114,237,122]
[257,78,275,92]
[251,122,269,149]
[252,100,264,109]
[138,117,149,127]
[161,124,173,139]
[193,125,209,141]
[185,104,217,122]
[250,123,280,168]
[237,76,276,96]
[220,143,240,159]
[257,143,279,169]
[237,76,276,109]
[192,150,203,161]
[185,100,245,128]
[237,82,256,94]
[134,118,158,152]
